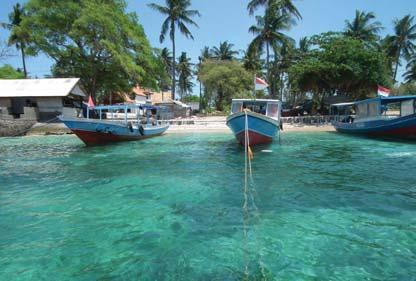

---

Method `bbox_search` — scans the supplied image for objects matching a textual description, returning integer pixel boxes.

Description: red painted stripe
[369,126,416,139]
[236,130,273,145]
[72,130,159,146]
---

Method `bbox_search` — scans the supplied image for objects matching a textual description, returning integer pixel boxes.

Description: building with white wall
[0,78,86,121]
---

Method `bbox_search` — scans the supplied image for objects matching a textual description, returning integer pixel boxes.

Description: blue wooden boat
[330,96,416,140]
[226,99,282,145]
[59,104,169,146]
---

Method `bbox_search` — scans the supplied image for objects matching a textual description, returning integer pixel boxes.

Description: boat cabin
[331,96,416,123]
[83,104,168,127]
[231,99,282,120]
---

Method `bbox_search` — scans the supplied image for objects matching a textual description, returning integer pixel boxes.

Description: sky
[1,0,416,87]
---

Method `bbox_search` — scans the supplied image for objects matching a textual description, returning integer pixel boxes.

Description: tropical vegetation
[1,3,31,77]
[1,0,415,112]
[198,60,252,111]
[0,64,25,79]
[148,0,200,100]
[177,52,194,99]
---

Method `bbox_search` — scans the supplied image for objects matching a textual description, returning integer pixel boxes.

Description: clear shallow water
[0,132,415,280]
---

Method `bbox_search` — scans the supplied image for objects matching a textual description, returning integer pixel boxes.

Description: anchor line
[242,110,265,279]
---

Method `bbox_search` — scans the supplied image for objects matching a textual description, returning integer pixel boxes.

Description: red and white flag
[255,77,269,91]
[377,86,390,97]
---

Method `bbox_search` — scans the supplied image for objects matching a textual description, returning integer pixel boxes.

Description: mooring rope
[243,111,250,279]
[242,110,266,280]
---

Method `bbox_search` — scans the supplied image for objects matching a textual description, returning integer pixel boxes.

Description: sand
[22,116,334,136]
[167,116,334,133]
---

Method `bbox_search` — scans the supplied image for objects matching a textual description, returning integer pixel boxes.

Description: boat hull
[59,117,169,146]
[332,113,416,140]
[226,112,280,145]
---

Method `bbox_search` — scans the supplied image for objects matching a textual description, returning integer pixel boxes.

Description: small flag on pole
[377,86,390,97]
[87,95,95,108]
[255,77,269,91]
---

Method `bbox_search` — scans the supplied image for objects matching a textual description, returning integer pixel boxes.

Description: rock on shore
[0,119,36,137]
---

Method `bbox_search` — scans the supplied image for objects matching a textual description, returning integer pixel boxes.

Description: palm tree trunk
[20,45,27,78]
[171,22,176,100]
[393,47,401,82]
[266,41,271,97]
[199,80,202,110]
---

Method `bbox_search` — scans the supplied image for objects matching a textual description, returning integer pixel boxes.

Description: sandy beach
[23,116,334,136]
[167,116,334,133]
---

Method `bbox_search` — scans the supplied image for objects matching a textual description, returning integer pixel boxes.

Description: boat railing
[164,115,340,126]
[281,115,338,125]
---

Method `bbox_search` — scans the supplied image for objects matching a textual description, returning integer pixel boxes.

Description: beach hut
[0,78,86,121]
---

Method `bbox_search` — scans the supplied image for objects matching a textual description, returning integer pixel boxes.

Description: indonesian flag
[377,86,390,97]
[255,77,269,91]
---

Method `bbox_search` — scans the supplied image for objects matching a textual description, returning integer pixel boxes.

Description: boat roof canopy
[380,95,416,104]
[232,99,281,103]
[331,95,416,108]
[92,104,163,111]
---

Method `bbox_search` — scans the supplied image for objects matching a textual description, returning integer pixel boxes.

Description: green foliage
[198,60,252,111]
[21,0,157,100]
[404,56,416,83]
[289,33,392,106]
[211,41,239,60]
[385,15,416,81]
[148,0,200,99]
[182,95,199,102]
[2,3,32,77]
[248,3,295,97]
[344,10,382,42]
[242,45,264,75]
[177,52,194,99]
[153,48,172,93]
[0,64,25,79]
[392,82,416,95]
[247,0,302,20]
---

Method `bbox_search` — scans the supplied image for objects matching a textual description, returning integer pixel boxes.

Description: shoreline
[22,122,334,136]
[2,116,335,137]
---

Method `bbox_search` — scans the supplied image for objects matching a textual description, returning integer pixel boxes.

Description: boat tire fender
[138,125,144,136]
[128,122,134,133]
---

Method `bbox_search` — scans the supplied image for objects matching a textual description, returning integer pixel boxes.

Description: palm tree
[386,15,416,82]
[404,55,416,83]
[247,0,301,19]
[298,37,310,54]
[177,52,194,100]
[148,0,200,100]
[211,41,239,60]
[200,46,212,61]
[242,45,264,75]
[160,47,173,73]
[344,10,382,42]
[249,8,293,97]
[1,3,29,77]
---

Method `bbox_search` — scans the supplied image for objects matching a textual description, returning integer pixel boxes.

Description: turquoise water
[0,132,415,280]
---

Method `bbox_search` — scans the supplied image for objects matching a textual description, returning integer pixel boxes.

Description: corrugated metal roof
[0,78,86,98]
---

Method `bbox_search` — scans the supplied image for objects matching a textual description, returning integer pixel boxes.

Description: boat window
[231,102,243,113]
[368,102,378,117]
[385,102,401,117]
[401,100,415,117]
[266,103,279,118]
[356,103,368,118]
[242,102,267,115]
